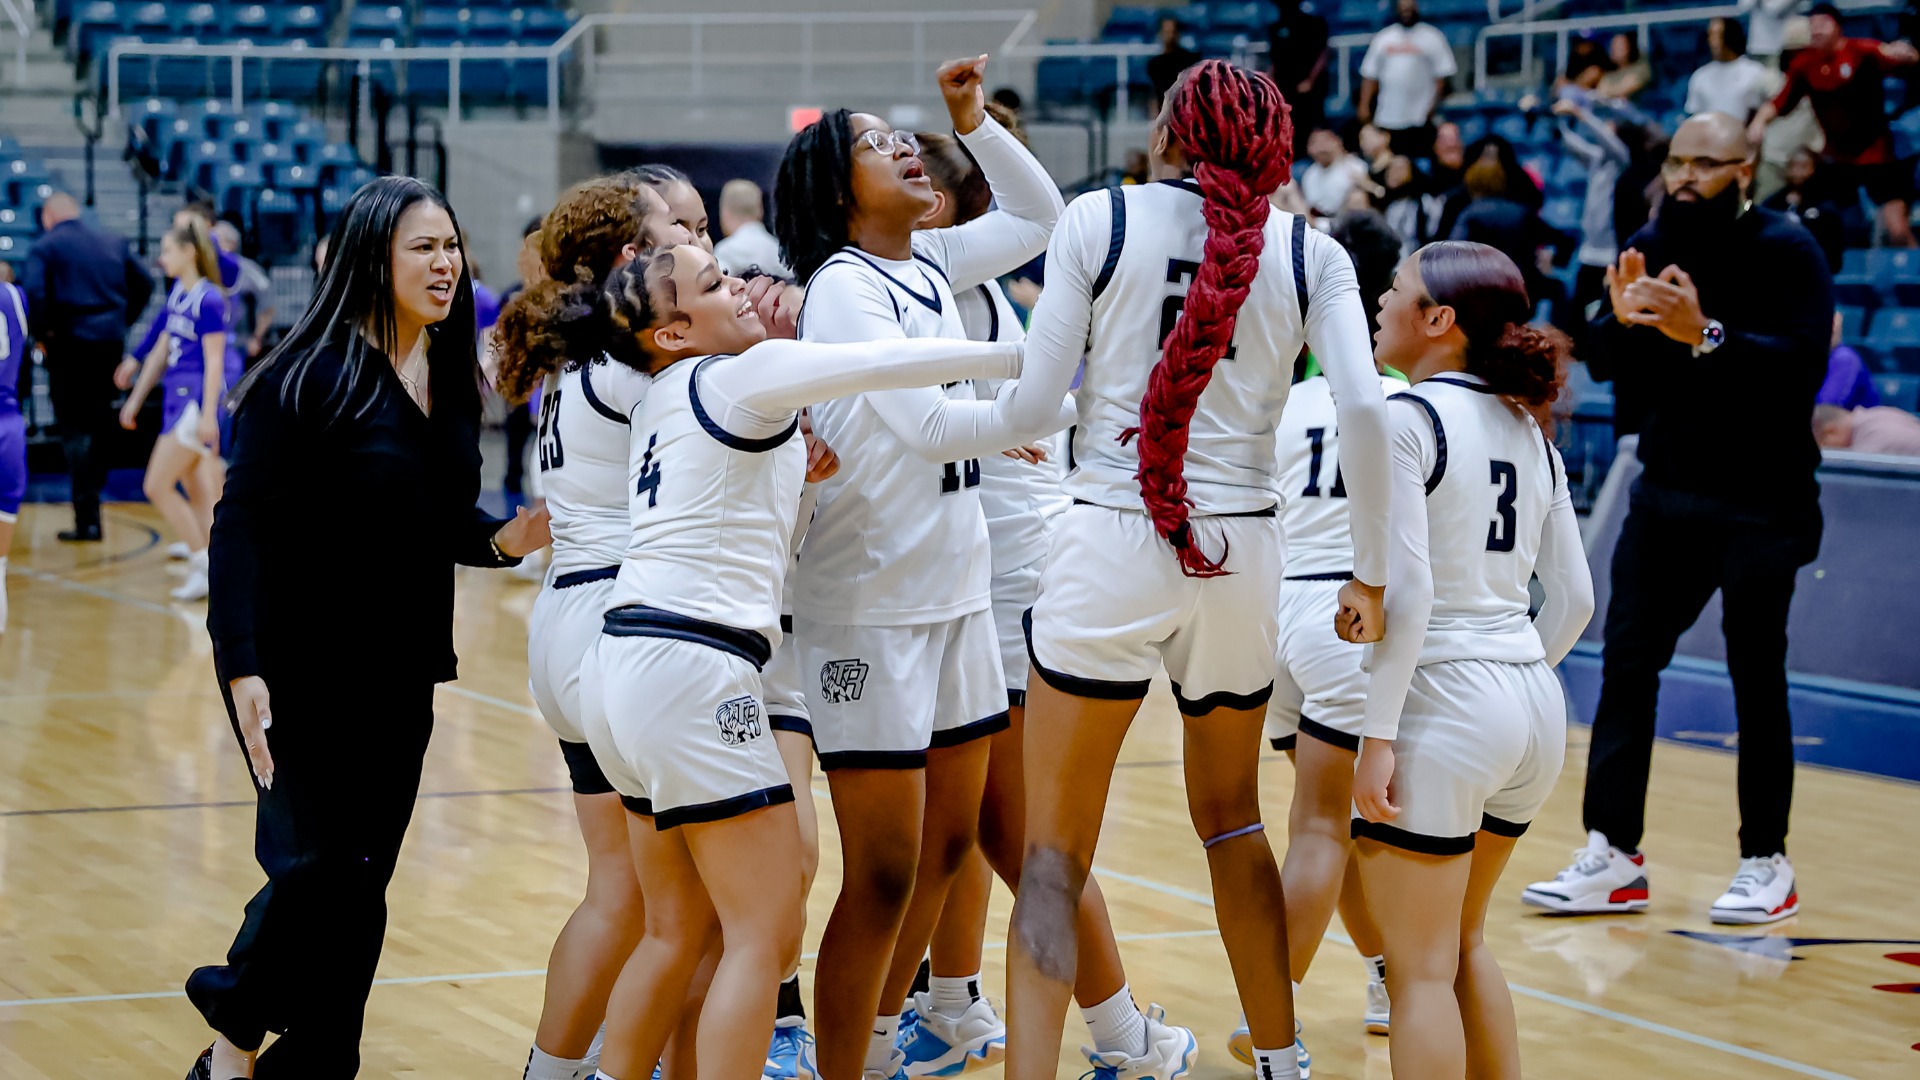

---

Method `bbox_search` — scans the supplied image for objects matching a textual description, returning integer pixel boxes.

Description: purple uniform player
[0,280,27,522]
[156,278,234,446]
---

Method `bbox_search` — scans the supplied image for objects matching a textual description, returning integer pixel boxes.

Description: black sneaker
[185,1046,214,1080]
[58,524,103,542]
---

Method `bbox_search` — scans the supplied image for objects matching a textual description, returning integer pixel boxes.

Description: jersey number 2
[941,459,982,495]
[1160,259,1239,361]
[537,389,564,471]
[1487,460,1517,553]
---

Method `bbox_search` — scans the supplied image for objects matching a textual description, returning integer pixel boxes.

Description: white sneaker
[167,541,191,560]
[171,553,209,602]
[1521,831,1649,914]
[1223,1016,1308,1077]
[1081,1004,1197,1080]
[1363,972,1390,1035]
[1710,854,1799,925]
[898,993,1004,1076]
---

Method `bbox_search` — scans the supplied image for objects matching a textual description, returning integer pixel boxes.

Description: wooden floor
[3,501,1917,1079]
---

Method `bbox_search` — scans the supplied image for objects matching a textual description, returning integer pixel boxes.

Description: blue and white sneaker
[766,1024,812,1079]
[1080,1004,1198,1080]
[897,992,1006,1076]
[798,1040,909,1080]
[1224,1015,1309,1078]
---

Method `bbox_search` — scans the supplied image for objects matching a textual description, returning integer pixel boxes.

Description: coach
[1529,113,1831,924]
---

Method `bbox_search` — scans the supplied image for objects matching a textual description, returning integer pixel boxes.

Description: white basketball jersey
[1276,373,1406,578]
[1395,375,1564,665]
[538,359,651,575]
[794,240,995,626]
[1063,181,1336,514]
[607,355,807,647]
[959,279,1069,574]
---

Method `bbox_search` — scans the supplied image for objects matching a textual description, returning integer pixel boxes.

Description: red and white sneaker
[1709,854,1799,925]
[1521,831,1650,914]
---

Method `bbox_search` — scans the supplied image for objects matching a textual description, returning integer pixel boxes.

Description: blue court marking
[1560,644,1920,785]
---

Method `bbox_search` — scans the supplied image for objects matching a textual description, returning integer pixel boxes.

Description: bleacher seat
[1835,249,1880,309]
[1877,373,1920,411]
[1840,304,1869,343]
[1542,197,1582,233]
[1867,306,1920,371]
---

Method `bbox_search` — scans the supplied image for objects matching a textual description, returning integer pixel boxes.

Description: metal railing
[1002,29,1373,115]
[2,0,29,87]
[1473,4,1745,88]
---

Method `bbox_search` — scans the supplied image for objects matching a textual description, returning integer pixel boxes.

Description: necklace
[395,336,430,413]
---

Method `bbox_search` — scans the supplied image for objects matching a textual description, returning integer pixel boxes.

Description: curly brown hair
[493,175,655,403]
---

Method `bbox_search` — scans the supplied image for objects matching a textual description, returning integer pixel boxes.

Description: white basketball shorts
[764,614,812,736]
[990,556,1045,703]
[580,614,794,830]
[1026,504,1283,715]
[527,568,620,793]
[1264,576,1367,753]
[793,608,1010,771]
[1351,658,1568,855]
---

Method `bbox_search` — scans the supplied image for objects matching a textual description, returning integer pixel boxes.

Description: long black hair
[232,176,478,424]
[773,108,859,285]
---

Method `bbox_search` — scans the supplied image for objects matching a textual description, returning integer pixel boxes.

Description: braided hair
[1133,60,1295,577]
[773,108,859,285]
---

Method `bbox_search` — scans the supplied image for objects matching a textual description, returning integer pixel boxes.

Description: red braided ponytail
[1132,59,1295,576]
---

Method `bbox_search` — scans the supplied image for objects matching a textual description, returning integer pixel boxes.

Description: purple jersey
[160,279,234,430]
[0,282,25,516]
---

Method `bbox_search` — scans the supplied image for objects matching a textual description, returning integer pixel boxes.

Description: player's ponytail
[1132,59,1294,577]
[1414,241,1567,418]
[494,175,653,403]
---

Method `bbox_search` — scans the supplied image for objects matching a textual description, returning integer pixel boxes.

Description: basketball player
[635,166,713,253]
[1352,241,1594,1080]
[987,61,1393,1080]
[0,274,27,641]
[1227,361,1407,1064]
[492,174,692,1080]
[565,244,1026,1080]
[114,219,232,602]
[772,56,1077,1080]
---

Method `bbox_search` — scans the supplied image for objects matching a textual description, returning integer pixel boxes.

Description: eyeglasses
[1661,154,1748,178]
[854,130,920,157]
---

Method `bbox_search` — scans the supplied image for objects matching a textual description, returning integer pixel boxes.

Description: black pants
[187,676,437,1077]
[1582,489,1822,858]
[503,403,535,495]
[46,337,124,530]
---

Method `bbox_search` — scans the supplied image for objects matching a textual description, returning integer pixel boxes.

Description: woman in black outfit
[184,176,551,1080]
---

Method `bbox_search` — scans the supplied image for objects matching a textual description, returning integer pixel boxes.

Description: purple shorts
[0,405,25,518]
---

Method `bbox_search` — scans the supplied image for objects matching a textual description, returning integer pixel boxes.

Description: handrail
[1,0,29,88]
[1473,4,1745,89]
[72,91,103,205]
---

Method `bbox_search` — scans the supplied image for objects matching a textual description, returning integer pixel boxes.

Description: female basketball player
[549,243,1023,1080]
[772,54,1078,1080]
[986,61,1393,1080]
[492,173,690,1080]
[635,165,713,252]
[900,120,1190,1080]
[115,218,233,602]
[1353,241,1594,1080]
[188,176,549,1080]
[0,275,26,641]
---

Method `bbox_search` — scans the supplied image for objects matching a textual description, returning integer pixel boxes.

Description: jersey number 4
[1487,460,1517,553]
[941,458,982,495]
[537,389,564,471]
[1160,259,1239,361]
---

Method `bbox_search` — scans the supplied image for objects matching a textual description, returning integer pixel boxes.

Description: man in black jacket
[22,193,153,541]
[1522,113,1831,925]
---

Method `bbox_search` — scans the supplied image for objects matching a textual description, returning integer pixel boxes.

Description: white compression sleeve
[696,338,1024,441]
[1306,229,1392,588]
[1531,444,1596,666]
[1359,402,1438,742]
[917,116,1065,291]
[991,189,1104,441]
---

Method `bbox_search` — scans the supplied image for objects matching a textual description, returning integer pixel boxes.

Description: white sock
[929,973,981,1018]
[1082,985,1147,1058]
[867,1013,900,1071]
[582,1023,607,1070]
[1251,1046,1299,1079]
[189,547,209,571]
[524,1046,585,1080]
[1364,954,1386,983]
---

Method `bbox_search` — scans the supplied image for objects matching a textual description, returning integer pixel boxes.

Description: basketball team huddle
[493,54,1594,1080]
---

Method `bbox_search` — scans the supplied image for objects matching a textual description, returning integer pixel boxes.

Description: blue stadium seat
[129,2,173,37]
[1037,55,1089,105]
[1840,304,1869,343]
[1211,3,1265,32]
[1549,156,1587,193]
[351,5,406,38]
[517,9,570,44]
[1197,32,1244,57]
[1104,5,1161,39]
[469,9,515,44]
[1877,373,1920,410]
[1168,4,1213,32]
[1835,249,1880,309]
[180,3,220,39]
[416,8,464,43]
[265,53,326,101]
[1543,197,1582,232]
[230,4,272,37]
[1867,306,1920,370]
[277,5,326,42]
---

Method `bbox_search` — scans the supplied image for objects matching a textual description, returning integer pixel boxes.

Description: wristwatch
[1694,318,1726,357]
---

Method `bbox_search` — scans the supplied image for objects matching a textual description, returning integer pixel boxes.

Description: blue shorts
[0,405,25,519]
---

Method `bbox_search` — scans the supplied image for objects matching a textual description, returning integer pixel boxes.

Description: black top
[1586,206,1833,516]
[1267,7,1330,96]
[1148,46,1201,101]
[22,219,155,345]
[208,339,516,688]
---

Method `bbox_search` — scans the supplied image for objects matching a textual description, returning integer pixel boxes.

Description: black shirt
[1148,46,1201,102]
[208,339,515,688]
[1586,207,1833,515]
[1268,7,1330,98]
[22,219,155,345]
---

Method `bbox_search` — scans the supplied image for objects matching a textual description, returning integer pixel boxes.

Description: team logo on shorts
[714,695,765,747]
[819,659,871,704]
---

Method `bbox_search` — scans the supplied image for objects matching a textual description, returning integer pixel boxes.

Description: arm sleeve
[1532,446,1595,666]
[1358,36,1384,79]
[987,190,1108,441]
[1358,404,1438,742]
[1428,28,1459,77]
[1719,228,1834,368]
[1307,231,1392,586]
[131,307,165,361]
[1568,107,1631,163]
[1772,60,1806,112]
[698,337,1024,439]
[207,381,296,681]
[915,116,1066,291]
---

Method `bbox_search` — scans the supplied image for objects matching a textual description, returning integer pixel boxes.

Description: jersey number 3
[537,389,564,471]
[941,459,982,495]
[1487,460,1517,553]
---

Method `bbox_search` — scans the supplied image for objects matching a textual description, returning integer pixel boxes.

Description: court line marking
[0,929,1221,1010]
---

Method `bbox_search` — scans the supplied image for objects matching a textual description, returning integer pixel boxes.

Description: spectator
[1378,154,1424,254]
[1357,0,1456,160]
[1614,119,1670,254]
[1688,18,1777,120]
[1330,207,1405,332]
[1448,159,1568,316]
[1539,114,1831,924]
[1267,0,1332,160]
[1433,135,1544,241]
[1750,4,1920,247]
[1819,312,1879,407]
[1426,120,1466,191]
[1814,401,1920,453]
[1556,96,1632,329]
[1742,0,1801,67]
[1360,123,1396,188]
[712,179,790,279]
[1559,33,1608,92]
[990,86,1023,117]
[21,192,154,543]
[1598,33,1653,102]
[1761,147,1846,271]
[1147,16,1202,112]
[211,220,276,365]
[1298,128,1371,218]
